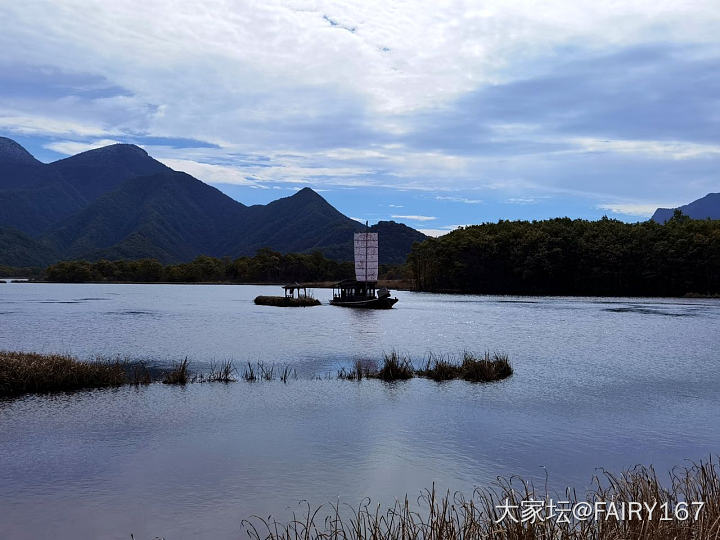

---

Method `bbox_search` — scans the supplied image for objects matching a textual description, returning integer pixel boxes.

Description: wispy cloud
[159,159,267,188]
[435,195,483,204]
[44,139,121,155]
[391,214,437,222]
[597,202,678,217]
[507,198,538,205]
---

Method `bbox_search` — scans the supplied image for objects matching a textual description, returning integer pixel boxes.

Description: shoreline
[4,279,720,298]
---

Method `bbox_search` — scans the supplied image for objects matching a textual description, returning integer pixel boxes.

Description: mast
[365,220,368,283]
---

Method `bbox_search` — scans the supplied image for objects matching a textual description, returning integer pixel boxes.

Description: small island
[254,283,321,307]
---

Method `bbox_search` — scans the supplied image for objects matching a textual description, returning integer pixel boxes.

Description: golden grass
[162,357,189,385]
[243,458,720,540]
[0,351,126,397]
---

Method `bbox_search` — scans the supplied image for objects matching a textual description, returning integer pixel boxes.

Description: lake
[1,283,719,539]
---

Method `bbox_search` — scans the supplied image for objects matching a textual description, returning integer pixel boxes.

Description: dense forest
[408,212,720,296]
[41,249,358,283]
[8,212,720,297]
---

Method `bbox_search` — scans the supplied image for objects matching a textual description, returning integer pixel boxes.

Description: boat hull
[329,296,398,309]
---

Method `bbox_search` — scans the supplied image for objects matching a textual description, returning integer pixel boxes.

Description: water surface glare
[0,284,719,539]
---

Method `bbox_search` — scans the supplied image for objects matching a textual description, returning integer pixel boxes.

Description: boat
[329,227,399,309]
[330,279,398,309]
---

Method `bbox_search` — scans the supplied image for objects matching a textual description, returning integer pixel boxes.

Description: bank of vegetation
[254,295,321,307]
[0,351,240,397]
[1,350,511,397]
[0,264,43,279]
[408,213,720,296]
[39,249,410,285]
[243,458,720,540]
[42,249,354,283]
[338,351,513,383]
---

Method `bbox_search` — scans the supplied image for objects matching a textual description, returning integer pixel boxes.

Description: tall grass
[162,357,189,385]
[205,360,237,383]
[0,351,126,397]
[374,351,414,381]
[417,351,513,383]
[338,351,513,383]
[243,361,296,382]
[243,459,720,540]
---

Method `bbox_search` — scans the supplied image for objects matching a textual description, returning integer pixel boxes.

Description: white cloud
[0,112,112,138]
[435,195,483,204]
[159,159,266,188]
[418,229,452,237]
[418,224,469,237]
[1,0,719,211]
[391,214,436,221]
[597,202,678,217]
[570,138,720,160]
[44,139,121,155]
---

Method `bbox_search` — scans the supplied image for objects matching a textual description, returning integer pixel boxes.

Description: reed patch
[243,458,720,540]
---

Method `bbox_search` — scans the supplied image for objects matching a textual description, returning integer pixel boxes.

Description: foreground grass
[0,351,238,397]
[243,459,720,540]
[0,351,127,397]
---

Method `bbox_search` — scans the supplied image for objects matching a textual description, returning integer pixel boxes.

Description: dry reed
[243,458,720,540]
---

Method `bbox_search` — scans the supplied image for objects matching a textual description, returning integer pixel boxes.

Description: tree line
[408,212,720,296]
[44,249,357,283]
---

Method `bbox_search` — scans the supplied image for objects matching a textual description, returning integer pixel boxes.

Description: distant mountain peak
[75,142,149,158]
[652,192,720,223]
[0,136,39,164]
[291,186,322,199]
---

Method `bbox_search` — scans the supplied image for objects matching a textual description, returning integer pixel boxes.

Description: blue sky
[1,1,719,235]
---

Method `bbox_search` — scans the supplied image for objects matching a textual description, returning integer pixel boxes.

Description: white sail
[354,232,378,282]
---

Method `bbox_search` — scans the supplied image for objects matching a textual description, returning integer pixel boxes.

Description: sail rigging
[354,232,378,282]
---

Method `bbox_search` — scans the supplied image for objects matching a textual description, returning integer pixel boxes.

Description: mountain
[652,193,720,223]
[0,137,426,266]
[0,227,58,267]
[0,136,58,190]
[46,170,247,261]
[50,143,170,203]
[0,139,170,236]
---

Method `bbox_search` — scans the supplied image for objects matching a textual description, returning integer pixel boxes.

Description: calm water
[1,283,719,539]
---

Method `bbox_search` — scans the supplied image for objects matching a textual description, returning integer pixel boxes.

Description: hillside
[0,227,57,267]
[0,137,426,266]
[408,217,720,296]
[652,193,720,223]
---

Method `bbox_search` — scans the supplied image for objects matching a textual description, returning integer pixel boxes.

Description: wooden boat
[329,227,398,309]
[254,283,320,307]
[330,279,398,309]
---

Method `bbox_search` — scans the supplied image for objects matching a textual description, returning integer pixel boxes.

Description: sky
[1,1,719,236]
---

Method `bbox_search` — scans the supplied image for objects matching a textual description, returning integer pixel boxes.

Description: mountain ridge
[0,137,426,266]
[652,193,720,223]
